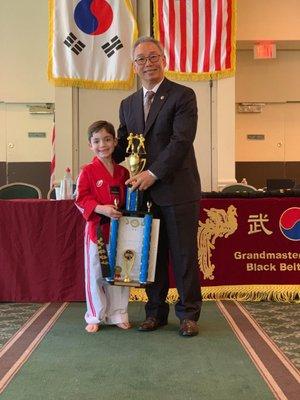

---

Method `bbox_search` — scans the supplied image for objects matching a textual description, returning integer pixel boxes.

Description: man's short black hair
[132,36,164,58]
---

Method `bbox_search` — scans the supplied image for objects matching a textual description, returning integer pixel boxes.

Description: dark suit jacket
[114,78,201,206]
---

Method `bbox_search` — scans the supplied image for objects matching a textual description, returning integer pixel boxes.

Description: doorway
[0,103,53,197]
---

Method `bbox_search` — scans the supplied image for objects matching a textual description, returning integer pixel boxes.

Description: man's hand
[125,170,156,191]
[94,204,122,219]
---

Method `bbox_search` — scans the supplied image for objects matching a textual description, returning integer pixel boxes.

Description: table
[0,198,299,302]
[0,200,85,302]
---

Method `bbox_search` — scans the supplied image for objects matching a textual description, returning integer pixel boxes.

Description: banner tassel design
[130,285,300,303]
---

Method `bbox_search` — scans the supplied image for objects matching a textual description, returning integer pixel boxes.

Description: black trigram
[64,32,86,55]
[101,35,123,58]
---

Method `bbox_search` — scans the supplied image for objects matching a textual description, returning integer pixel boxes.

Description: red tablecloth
[0,200,85,301]
[0,198,299,302]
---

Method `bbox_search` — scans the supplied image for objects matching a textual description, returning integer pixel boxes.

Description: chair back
[46,184,77,200]
[221,183,257,194]
[47,187,56,199]
[266,179,295,191]
[0,183,42,199]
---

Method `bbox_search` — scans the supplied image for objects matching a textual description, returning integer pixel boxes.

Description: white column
[211,77,236,191]
[55,87,75,182]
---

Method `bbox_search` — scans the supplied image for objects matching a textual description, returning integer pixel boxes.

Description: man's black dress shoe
[138,317,167,332]
[179,319,199,337]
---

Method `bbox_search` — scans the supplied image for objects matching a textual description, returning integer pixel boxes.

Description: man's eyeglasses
[134,54,162,65]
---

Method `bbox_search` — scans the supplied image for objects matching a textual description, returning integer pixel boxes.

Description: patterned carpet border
[1,301,299,398]
[0,303,68,394]
[217,301,300,400]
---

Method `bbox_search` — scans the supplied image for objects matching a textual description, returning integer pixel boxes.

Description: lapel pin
[160,96,165,100]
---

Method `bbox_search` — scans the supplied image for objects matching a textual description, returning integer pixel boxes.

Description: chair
[221,183,257,194]
[47,187,56,199]
[266,179,295,191]
[46,184,77,199]
[0,182,42,199]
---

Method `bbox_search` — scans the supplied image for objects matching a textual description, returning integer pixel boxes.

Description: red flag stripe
[51,125,55,145]
[50,125,55,188]
[220,0,228,69]
[192,0,199,73]
[51,156,55,173]
[158,0,165,48]
[214,0,223,71]
[179,0,187,72]
[168,0,176,71]
[225,0,232,68]
[203,0,212,72]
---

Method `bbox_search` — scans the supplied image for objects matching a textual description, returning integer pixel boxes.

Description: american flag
[153,0,236,80]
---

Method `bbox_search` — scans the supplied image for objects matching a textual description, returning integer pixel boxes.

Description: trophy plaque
[107,203,159,287]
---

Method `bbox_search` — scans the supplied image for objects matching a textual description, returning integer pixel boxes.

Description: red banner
[132,197,300,302]
[199,197,299,284]
[0,198,299,303]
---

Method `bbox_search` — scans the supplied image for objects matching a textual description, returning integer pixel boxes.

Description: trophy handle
[138,159,146,174]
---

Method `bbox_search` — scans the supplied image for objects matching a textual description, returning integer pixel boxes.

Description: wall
[0,0,54,103]
[0,104,6,186]
[236,1,300,188]
[67,0,217,191]
[213,77,236,189]
[63,1,234,191]
[0,0,237,193]
[236,50,300,103]
[237,0,300,40]
[0,0,54,196]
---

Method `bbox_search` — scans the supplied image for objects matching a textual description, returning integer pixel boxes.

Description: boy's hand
[94,204,122,219]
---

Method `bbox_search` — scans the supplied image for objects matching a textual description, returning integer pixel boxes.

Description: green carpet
[1,302,274,400]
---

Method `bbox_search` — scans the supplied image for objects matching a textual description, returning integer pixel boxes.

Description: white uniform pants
[84,227,129,325]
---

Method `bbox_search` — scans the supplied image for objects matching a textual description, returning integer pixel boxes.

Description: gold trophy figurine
[123,249,135,282]
[125,134,146,177]
[125,134,147,212]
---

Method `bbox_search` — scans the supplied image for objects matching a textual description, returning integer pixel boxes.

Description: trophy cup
[125,133,146,212]
[122,249,135,282]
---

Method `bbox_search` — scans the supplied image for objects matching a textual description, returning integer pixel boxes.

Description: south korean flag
[48,0,138,89]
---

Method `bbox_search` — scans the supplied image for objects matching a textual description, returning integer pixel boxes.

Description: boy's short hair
[87,120,116,142]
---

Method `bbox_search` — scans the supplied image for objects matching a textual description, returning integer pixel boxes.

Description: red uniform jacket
[76,157,129,243]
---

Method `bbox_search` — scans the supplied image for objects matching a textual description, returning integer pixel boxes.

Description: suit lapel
[144,79,170,137]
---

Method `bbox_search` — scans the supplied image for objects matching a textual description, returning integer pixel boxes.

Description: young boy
[76,120,130,333]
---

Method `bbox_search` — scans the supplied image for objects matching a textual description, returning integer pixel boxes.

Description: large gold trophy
[125,133,147,211]
[107,132,158,287]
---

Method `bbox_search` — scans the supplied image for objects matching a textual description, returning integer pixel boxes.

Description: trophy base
[107,279,153,288]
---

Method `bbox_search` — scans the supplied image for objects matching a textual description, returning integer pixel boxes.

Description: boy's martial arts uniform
[76,157,129,325]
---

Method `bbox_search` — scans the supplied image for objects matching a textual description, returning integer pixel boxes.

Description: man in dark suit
[115,36,202,337]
